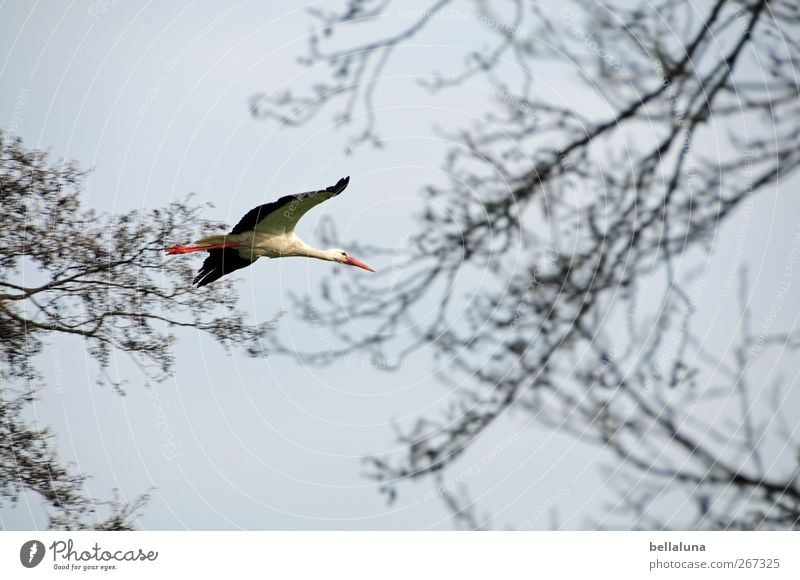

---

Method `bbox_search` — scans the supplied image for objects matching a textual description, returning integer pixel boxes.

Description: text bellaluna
[650,541,706,552]
[50,540,158,562]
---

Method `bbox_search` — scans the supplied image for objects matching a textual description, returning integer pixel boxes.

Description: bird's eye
[341,252,348,258]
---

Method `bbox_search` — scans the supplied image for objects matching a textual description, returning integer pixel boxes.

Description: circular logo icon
[20,540,45,568]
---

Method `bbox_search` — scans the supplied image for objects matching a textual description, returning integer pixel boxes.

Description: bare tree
[252,0,800,528]
[0,132,270,529]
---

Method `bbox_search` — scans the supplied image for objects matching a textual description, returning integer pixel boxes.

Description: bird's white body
[250,231,302,259]
[204,231,332,262]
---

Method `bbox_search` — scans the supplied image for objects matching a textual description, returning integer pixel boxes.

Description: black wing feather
[193,248,254,287]
[230,176,349,234]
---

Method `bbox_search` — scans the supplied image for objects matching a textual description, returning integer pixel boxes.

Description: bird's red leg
[166,242,241,255]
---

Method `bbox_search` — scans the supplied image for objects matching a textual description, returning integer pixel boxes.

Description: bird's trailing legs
[166,238,241,255]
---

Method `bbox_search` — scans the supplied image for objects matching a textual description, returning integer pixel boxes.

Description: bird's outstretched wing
[230,176,350,235]
[194,248,254,287]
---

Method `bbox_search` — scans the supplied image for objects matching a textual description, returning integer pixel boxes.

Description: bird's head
[330,249,375,272]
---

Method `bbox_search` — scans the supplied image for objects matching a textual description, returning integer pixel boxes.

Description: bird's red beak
[344,256,375,272]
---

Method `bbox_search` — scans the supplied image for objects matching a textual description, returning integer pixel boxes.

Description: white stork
[166,176,374,286]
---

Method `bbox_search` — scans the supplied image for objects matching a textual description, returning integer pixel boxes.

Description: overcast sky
[2,0,798,530]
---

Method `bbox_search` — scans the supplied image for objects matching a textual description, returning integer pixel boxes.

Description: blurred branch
[256,0,800,529]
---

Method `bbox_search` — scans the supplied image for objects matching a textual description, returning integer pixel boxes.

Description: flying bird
[166,176,374,286]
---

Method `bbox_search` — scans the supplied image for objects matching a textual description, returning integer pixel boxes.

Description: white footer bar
[1,531,796,579]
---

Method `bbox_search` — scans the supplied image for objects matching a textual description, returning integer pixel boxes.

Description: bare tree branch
[0,132,272,528]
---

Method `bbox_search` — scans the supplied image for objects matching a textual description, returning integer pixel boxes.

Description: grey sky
[2,1,798,530]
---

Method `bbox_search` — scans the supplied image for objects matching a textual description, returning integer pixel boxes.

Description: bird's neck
[293,239,337,262]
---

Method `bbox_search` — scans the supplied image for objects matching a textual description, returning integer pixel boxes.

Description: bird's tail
[194,234,230,246]
[166,235,240,255]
